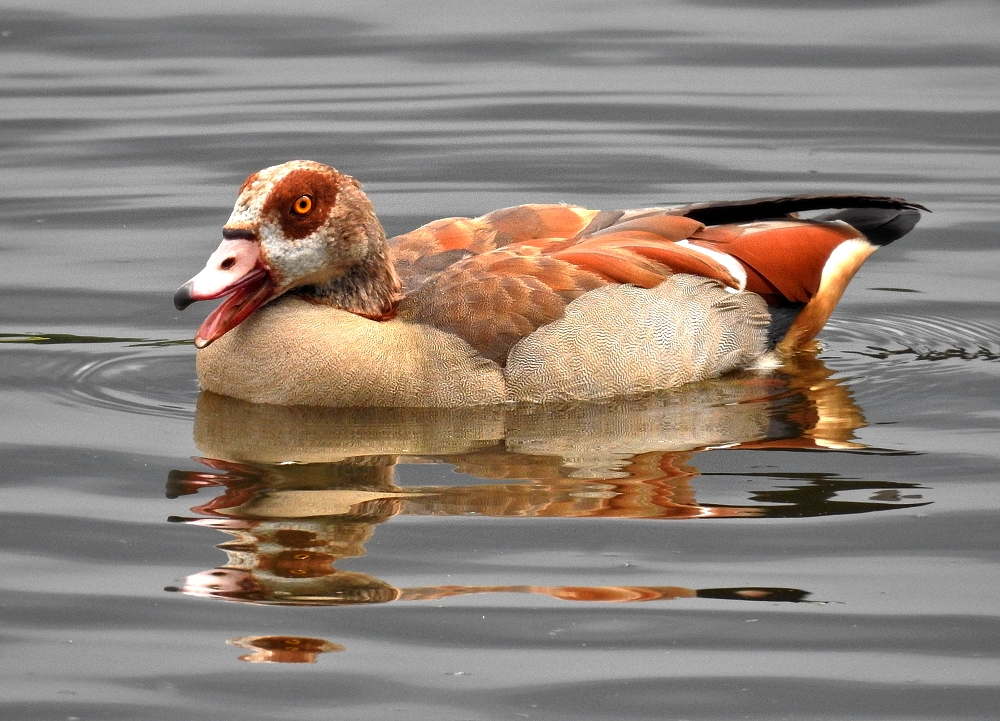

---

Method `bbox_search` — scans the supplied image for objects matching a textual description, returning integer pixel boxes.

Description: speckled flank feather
[505,275,769,403]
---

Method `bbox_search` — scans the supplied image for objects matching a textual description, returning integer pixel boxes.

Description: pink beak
[174,237,276,348]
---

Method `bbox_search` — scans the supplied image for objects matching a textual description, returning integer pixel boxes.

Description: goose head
[174,160,401,348]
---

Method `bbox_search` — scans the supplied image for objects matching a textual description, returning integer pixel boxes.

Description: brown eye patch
[262,168,340,240]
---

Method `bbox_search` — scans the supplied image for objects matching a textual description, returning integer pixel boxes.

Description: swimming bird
[174,160,923,407]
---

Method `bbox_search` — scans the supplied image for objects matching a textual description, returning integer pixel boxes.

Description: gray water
[1,1,999,719]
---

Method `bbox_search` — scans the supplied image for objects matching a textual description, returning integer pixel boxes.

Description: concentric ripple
[819,313,1000,406]
[824,314,1000,362]
[1,334,199,419]
[823,313,1000,371]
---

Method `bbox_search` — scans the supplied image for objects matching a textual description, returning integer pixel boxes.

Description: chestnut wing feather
[389,204,600,292]
[398,249,607,364]
[689,220,863,305]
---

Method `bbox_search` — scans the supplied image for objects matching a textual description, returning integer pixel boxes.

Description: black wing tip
[680,194,929,227]
[814,206,922,246]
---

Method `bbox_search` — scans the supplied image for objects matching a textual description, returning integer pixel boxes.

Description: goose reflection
[167,352,926,607]
[228,635,345,663]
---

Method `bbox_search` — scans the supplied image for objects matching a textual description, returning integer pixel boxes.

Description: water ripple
[2,336,198,419]
[820,313,1000,408]
[65,349,198,419]
[825,313,1000,366]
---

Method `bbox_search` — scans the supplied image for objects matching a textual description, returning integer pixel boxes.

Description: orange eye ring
[291,195,313,216]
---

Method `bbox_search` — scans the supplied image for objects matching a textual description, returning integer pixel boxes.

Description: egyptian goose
[175,160,923,407]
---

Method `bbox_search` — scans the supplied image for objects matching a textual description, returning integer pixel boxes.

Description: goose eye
[290,195,313,216]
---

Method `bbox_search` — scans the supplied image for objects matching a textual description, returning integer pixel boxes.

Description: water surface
[1,1,999,719]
